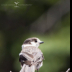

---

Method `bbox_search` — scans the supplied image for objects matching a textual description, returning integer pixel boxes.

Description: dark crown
[23,38,37,44]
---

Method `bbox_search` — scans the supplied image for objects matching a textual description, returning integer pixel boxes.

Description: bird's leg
[37,69,39,72]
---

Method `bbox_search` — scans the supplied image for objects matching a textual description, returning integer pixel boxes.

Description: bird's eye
[35,40,37,42]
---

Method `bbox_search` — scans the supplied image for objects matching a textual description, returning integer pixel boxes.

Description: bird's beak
[39,41,44,44]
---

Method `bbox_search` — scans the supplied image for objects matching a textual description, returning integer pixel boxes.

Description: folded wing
[19,46,44,68]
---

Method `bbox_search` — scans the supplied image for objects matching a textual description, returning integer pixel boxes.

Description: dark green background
[0,0,70,72]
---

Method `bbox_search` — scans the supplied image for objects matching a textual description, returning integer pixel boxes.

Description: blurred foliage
[0,0,70,72]
[0,32,5,62]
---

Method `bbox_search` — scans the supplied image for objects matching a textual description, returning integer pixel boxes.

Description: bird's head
[22,37,44,48]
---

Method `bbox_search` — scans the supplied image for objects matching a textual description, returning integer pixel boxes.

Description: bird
[19,37,44,72]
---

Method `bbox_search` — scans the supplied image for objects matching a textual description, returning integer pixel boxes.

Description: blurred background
[0,0,70,72]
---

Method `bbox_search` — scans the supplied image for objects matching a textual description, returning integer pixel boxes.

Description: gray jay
[19,37,44,72]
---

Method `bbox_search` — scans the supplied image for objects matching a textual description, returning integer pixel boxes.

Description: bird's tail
[20,64,35,72]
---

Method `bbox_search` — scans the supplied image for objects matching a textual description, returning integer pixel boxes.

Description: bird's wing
[20,46,44,62]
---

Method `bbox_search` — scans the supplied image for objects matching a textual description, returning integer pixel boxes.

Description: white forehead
[29,37,41,42]
[36,38,41,42]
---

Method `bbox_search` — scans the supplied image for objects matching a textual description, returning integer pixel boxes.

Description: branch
[66,68,70,72]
